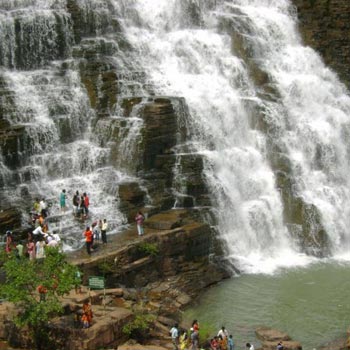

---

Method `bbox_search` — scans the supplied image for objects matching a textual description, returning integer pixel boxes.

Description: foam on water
[112,0,350,273]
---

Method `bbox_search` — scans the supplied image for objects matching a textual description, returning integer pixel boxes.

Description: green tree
[0,247,79,350]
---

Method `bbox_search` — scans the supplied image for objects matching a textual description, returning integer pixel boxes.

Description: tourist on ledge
[83,226,93,255]
[135,211,145,236]
[101,219,108,244]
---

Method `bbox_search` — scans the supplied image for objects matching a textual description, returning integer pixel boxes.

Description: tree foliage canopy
[0,247,79,348]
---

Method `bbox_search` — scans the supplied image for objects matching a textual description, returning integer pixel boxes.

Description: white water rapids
[1,0,350,273]
[111,0,350,273]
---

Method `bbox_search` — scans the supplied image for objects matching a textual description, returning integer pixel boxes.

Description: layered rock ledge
[0,209,229,350]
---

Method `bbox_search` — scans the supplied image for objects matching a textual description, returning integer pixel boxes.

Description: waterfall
[2,0,350,272]
[0,0,131,249]
[110,0,350,273]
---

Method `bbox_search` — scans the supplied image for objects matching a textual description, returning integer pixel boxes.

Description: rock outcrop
[256,327,302,350]
[0,210,229,350]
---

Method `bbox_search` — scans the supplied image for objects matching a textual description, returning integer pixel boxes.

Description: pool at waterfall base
[185,261,350,350]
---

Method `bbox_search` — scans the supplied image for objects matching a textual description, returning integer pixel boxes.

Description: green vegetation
[137,242,159,257]
[0,248,79,350]
[122,312,156,339]
[197,322,216,343]
[98,259,115,274]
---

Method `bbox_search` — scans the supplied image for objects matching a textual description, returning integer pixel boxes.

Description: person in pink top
[135,211,145,236]
[26,239,36,260]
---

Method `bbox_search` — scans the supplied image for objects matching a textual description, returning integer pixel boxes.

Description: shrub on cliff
[0,247,79,350]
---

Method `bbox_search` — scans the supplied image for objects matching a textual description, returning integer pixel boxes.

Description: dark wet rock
[0,208,22,233]
[292,0,350,88]
[256,327,302,350]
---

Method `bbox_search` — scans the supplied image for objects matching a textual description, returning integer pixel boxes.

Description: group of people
[169,321,283,350]
[170,321,235,350]
[4,195,63,259]
[60,189,90,219]
[5,189,147,260]
[83,219,108,255]
[71,190,90,218]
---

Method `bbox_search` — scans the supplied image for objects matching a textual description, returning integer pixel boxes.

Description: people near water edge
[170,323,179,350]
[277,341,284,350]
[218,326,229,339]
[189,320,200,350]
[179,329,188,350]
[246,343,255,350]
[135,210,145,236]
[228,335,234,350]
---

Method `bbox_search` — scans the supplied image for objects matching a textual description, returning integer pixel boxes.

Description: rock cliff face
[292,0,350,88]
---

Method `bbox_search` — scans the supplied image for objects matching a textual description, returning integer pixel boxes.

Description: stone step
[120,256,154,273]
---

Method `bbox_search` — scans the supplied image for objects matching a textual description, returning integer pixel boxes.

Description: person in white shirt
[39,198,48,217]
[36,239,46,260]
[33,225,44,236]
[169,323,179,350]
[101,219,108,244]
[246,343,255,350]
[217,326,229,339]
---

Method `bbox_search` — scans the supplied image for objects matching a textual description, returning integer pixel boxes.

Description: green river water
[185,261,350,350]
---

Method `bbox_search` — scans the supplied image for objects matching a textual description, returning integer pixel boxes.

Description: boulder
[118,341,168,350]
[261,340,302,350]
[0,208,22,233]
[256,327,291,342]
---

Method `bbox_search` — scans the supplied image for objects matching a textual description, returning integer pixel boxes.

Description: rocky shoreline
[0,208,230,350]
[1,209,350,350]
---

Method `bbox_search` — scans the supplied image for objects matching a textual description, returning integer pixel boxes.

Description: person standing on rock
[246,343,254,350]
[179,330,188,350]
[40,198,48,218]
[228,335,234,350]
[72,190,80,216]
[190,328,199,350]
[60,189,67,213]
[79,194,86,219]
[82,301,93,326]
[218,326,229,340]
[135,211,145,236]
[83,192,90,217]
[83,226,93,255]
[170,323,179,350]
[277,342,284,350]
[101,219,108,244]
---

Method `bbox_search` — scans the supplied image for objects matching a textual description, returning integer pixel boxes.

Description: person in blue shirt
[60,189,67,213]
[228,335,234,350]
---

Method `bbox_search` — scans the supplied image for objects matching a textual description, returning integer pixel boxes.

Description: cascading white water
[2,0,350,269]
[0,0,136,248]
[111,0,350,273]
[228,0,350,258]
